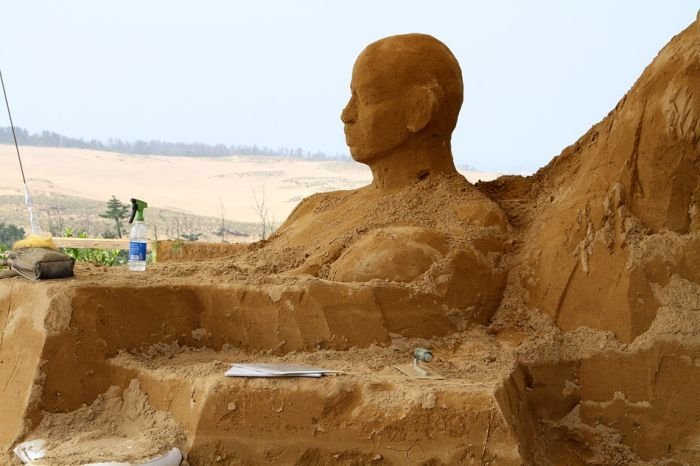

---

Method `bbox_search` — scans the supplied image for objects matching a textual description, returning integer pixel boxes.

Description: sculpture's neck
[369,140,457,191]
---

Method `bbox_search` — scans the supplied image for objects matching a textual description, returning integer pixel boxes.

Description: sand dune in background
[0,144,500,225]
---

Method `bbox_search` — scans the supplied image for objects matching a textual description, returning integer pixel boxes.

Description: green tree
[0,222,25,248]
[99,196,129,238]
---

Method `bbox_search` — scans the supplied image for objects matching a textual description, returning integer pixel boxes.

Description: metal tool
[412,348,433,377]
[394,347,444,380]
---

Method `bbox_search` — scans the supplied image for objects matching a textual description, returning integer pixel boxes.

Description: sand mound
[478,17,700,464]
[482,19,700,344]
[1,16,699,466]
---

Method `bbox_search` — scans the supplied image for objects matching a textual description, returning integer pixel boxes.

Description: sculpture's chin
[349,148,371,164]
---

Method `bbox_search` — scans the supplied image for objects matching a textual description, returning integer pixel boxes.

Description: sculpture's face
[341,35,463,166]
[341,49,412,164]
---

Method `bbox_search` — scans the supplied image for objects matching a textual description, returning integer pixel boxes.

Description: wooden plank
[51,237,152,252]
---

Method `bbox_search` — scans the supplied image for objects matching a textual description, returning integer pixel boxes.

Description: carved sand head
[341,34,463,186]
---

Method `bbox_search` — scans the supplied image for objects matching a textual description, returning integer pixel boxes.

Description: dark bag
[0,248,75,280]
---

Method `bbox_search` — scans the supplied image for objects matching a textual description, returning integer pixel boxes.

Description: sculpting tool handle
[413,357,429,377]
[1,69,38,235]
[0,69,27,185]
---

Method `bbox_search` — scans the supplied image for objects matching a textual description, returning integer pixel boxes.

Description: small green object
[129,198,148,223]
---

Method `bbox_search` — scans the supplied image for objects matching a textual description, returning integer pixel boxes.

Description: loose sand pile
[27,380,184,465]
[1,16,699,466]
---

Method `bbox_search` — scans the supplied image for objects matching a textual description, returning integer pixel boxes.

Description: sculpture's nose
[341,95,357,124]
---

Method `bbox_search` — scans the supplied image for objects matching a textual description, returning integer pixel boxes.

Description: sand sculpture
[1,17,700,465]
[272,34,508,309]
[158,35,509,335]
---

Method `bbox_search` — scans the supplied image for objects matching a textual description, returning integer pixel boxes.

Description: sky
[1,1,697,173]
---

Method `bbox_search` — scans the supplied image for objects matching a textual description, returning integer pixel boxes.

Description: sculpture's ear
[406,82,441,133]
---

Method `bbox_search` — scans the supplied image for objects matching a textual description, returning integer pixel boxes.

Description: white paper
[225,363,339,378]
[13,438,46,463]
[225,367,323,377]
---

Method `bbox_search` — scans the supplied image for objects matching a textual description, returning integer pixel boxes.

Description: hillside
[0,144,500,240]
[0,192,258,243]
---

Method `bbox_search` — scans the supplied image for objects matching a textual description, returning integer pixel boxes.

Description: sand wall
[0,283,53,450]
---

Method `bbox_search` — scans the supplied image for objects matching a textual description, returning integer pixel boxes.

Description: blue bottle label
[129,242,147,261]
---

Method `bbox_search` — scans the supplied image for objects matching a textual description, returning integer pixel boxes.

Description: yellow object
[13,235,57,250]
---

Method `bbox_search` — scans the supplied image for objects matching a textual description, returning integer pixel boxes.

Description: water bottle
[128,198,148,271]
[128,221,147,271]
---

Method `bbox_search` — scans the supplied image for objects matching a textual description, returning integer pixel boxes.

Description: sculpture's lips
[344,126,356,146]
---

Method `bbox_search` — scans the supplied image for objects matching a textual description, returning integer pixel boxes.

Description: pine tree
[99,196,129,238]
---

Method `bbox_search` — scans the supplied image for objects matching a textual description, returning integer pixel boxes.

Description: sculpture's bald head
[342,34,463,167]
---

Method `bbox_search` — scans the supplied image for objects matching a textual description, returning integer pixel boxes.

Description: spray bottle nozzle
[129,198,148,223]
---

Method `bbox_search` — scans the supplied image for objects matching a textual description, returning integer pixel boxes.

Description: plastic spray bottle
[128,198,148,271]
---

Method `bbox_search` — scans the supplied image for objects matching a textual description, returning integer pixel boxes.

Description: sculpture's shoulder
[275,188,364,237]
[427,174,510,233]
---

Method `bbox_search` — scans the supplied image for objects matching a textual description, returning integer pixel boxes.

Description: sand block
[495,335,700,465]
[107,349,522,465]
[18,276,464,413]
[0,281,62,451]
[0,275,483,460]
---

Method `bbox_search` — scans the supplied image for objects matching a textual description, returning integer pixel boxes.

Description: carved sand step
[106,347,523,465]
